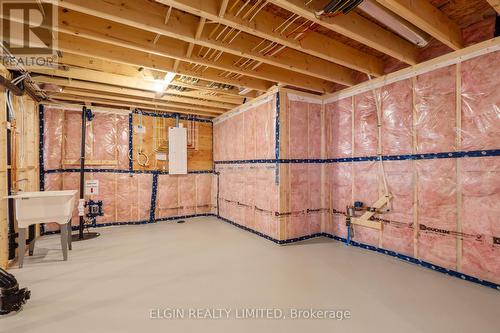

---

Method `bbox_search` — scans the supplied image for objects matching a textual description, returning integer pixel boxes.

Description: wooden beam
[33,76,236,109]
[54,14,340,92]
[53,53,247,100]
[267,0,419,65]
[36,74,242,105]
[218,0,230,17]
[0,65,8,269]
[487,0,500,14]
[157,0,383,76]
[52,0,375,79]
[324,37,500,102]
[51,88,225,114]
[27,64,245,102]
[52,94,220,117]
[56,33,274,92]
[376,0,463,50]
[186,17,206,58]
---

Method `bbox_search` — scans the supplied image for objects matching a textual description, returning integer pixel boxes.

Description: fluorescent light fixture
[358,0,431,47]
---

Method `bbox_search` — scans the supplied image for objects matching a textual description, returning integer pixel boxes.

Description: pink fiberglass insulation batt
[461,157,500,282]
[214,97,276,161]
[321,53,500,284]
[213,95,279,239]
[326,98,352,158]
[42,108,213,232]
[43,173,153,232]
[44,108,128,170]
[285,99,322,159]
[283,163,322,239]
[461,52,500,150]
[216,164,279,239]
[281,94,324,239]
[155,173,213,218]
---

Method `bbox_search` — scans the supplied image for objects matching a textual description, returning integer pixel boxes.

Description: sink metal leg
[67,222,72,251]
[29,237,35,256]
[60,223,68,261]
[18,228,26,268]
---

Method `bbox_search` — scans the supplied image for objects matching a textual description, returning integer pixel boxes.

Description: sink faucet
[12,178,29,195]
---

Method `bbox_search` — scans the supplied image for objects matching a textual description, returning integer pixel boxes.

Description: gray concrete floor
[1,216,499,333]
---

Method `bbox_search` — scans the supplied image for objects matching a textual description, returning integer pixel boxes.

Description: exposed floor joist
[27,64,247,102]
[50,53,248,100]
[0,0,491,117]
[51,0,376,82]
[33,76,236,110]
[487,0,500,14]
[49,88,226,114]
[156,0,384,76]
[375,0,463,50]
[266,0,419,65]
[51,94,220,117]
[56,33,274,92]
[54,9,341,91]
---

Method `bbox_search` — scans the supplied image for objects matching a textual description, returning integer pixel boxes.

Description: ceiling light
[164,72,176,85]
[154,72,176,93]
[154,81,166,93]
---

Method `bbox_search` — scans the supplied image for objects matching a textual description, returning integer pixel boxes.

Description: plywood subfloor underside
[2,217,499,333]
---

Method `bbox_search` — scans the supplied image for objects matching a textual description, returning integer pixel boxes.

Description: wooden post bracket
[351,193,393,230]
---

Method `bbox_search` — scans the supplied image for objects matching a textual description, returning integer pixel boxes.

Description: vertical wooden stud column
[455,63,463,272]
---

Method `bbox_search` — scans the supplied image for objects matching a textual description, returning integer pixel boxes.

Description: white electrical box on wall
[168,126,187,174]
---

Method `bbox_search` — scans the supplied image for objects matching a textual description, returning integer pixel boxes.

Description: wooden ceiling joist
[487,0,500,14]
[51,53,248,100]
[218,0,230,17]
[186,17,206,58]
[33,76,236,110]
[57,8,346,89]
[56,33,274,92]
[28,61,246,103]
[55,16,339,93]
[156,0,384,76]
[375,0,463,50]
[266,0,419,65]
[52,94,219,117]
[51,0,371,82]
[50,88,225,114]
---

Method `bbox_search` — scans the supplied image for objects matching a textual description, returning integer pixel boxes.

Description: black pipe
[0,75,24,96]
[78,106,87,239]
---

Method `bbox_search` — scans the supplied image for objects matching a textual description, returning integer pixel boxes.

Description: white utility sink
[5,190,77,268]
[6,190,77,228]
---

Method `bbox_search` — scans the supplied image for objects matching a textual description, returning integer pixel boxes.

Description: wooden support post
[278,90,288,241]
[320,95,326,233]
[455,63,463,272]
[0,71,8,269]
[412,76,419,259]
[350,96,355,235]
